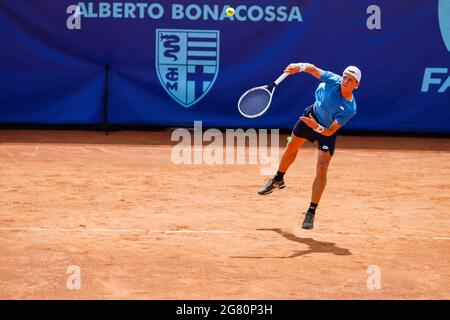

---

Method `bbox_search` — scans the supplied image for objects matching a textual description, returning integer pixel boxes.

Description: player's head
[342,66,361,91]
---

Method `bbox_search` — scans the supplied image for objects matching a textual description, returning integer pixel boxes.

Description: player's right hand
[300,114,318,130]
[284,63,300,75]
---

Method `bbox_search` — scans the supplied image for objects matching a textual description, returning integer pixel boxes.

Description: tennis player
[258,63,361,230]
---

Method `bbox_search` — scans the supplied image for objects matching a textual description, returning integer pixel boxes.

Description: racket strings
[239,89,272,117]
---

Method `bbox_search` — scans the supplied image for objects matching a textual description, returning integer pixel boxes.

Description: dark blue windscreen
[1,0,449,133]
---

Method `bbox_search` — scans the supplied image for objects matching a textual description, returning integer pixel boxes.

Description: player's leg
[280,104,317,175]
[302,135,336,229]
[258,134,306,195]
[258,113,318,195]
[312,149,332,203]
[258,105,316,196]
[279,134,307,173]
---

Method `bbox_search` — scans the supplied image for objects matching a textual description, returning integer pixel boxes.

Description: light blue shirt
[313,71,357,127]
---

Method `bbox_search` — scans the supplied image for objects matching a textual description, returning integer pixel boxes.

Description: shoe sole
[258,184,286,195]
[302,223,314,230]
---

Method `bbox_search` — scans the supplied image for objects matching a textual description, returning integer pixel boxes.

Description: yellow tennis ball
[226,7,235,17]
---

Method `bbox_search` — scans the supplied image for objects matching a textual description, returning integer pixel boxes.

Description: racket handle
[274,72,289,86]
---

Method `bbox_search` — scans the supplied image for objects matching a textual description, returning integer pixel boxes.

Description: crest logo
[439,0,450,51]
[156,29,220,108]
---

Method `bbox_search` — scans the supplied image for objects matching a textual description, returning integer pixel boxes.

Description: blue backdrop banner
[1,0,449,132]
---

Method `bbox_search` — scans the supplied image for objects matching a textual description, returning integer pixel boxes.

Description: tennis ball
[287,136,292,143]
[226,7,235,17]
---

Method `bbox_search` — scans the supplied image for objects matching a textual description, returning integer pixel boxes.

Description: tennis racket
[237,72,289,118]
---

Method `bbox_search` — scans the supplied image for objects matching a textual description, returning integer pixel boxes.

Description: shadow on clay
[230,228,352,259]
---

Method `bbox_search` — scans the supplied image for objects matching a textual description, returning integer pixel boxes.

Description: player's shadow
[231,228,351,259]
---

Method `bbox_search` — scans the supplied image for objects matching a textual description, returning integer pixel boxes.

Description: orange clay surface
[0,130,449,299]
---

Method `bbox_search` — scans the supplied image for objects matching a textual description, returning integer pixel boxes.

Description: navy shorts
[292,104,338,156]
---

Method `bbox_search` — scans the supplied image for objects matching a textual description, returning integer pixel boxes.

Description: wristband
[297,63,306,71]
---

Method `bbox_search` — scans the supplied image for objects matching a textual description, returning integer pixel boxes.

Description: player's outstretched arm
[284,63,323,79]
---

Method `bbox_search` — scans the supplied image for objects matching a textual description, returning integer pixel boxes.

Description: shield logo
[439,0,450,52]
[156,29,220,108]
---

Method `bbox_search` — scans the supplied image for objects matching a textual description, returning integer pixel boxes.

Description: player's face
[341,74,359,91]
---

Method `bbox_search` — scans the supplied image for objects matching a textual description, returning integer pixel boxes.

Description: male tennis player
[258,63,361,230]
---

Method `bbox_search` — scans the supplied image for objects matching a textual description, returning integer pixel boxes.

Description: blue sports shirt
[313,71,357,128]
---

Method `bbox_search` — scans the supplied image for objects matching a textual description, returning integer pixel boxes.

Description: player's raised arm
[284,63,323,79]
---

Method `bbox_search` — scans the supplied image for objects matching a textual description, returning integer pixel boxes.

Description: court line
[0,227,234,234]
[2,289,450,295]
[0,227,449,240]
[164,230,234,234]
[0,227,145,233]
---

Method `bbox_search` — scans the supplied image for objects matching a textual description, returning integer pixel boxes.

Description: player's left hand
[300,114,319,130]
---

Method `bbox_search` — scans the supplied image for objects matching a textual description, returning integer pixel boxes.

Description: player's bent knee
[318,150,332,163]
[316,152,331,177]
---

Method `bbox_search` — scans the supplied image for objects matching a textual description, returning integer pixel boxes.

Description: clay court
[1,130,449,299]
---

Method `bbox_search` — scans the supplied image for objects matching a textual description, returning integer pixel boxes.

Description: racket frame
[237,72,288,118]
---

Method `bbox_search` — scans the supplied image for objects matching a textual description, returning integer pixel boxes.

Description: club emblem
[156,29,220,108]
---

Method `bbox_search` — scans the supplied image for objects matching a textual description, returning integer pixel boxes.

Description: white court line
[0,227,448,239]
[85,228,146,233]
[0,227,144,233]
[164,230,234,234]
[0,227,233,234]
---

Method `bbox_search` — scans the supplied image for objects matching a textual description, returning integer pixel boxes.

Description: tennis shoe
[302,212,315,230]
[258,178,286,195]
